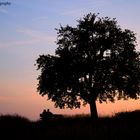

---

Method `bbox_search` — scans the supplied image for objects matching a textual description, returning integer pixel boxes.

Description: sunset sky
[0,0,140,121]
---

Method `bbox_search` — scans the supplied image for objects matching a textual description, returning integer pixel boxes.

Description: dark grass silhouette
[0,110,140,140]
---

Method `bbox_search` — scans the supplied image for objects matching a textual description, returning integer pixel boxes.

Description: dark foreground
[0,110,140,140]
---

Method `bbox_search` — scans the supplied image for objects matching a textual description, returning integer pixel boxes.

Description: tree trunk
[89,100,98,121]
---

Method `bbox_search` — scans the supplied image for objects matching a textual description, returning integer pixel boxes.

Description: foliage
[36,13,140,118]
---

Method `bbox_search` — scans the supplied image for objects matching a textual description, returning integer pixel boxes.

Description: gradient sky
[0,0,140,121]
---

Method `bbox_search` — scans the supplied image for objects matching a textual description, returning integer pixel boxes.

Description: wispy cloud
[18,28,55,44]
[0,28,56,48]
[0,8,8,14]
[61,9,86,17]
[60,0,112,17]
[18,28,44,39]
[31,16,48,22]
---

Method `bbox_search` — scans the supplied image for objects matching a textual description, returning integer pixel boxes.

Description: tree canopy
[36,13,140,119]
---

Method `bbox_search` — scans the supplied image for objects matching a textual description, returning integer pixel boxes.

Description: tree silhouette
[36,13,140,120]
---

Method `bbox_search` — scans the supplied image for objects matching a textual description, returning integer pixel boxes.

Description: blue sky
[0,0,140,120]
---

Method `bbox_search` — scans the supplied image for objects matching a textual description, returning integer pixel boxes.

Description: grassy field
[0,110,140,140]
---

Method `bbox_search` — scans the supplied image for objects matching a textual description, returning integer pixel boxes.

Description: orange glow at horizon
[0,72,140,121]
[0,80,140,121]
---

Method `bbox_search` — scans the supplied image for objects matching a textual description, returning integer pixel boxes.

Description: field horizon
[0,109,140,140]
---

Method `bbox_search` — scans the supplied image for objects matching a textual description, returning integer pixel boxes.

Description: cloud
[19,28,55,42]
[0,39,42,48]
[31,16,48,22]
[18,28,56,46]
[0,8,8,14]
[61,9,85,17]
[0,28,56,48]
[60,0,112,17]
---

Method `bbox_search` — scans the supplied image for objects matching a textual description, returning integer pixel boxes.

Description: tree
[36,13,140,120]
